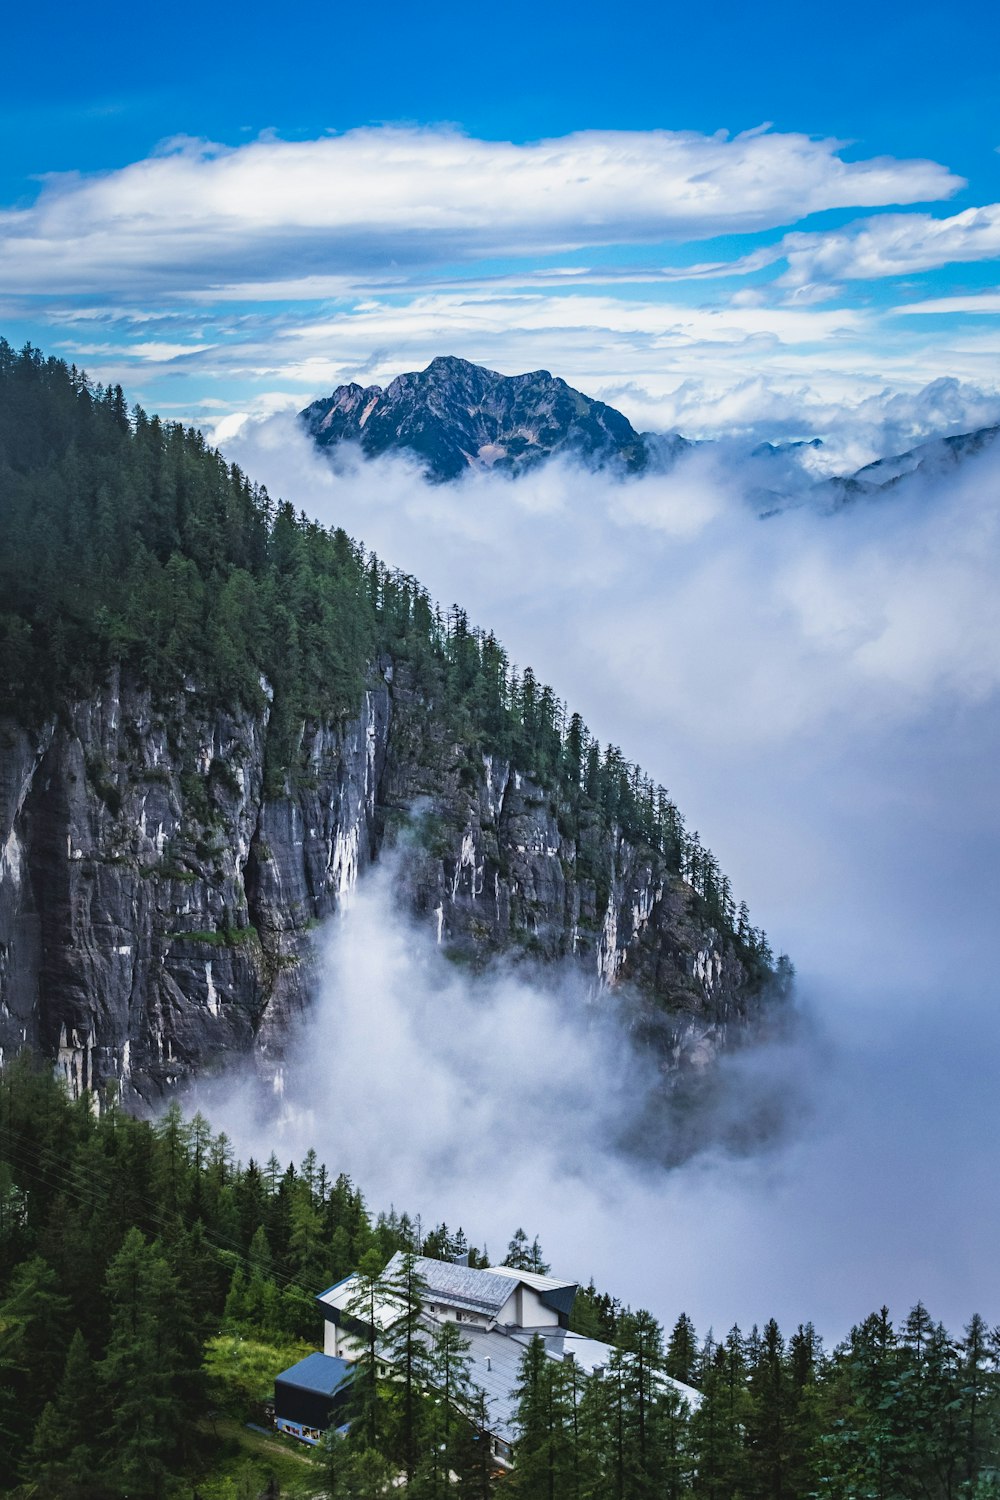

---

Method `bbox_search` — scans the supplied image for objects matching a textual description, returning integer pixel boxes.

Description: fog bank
[204,418,1000,1343]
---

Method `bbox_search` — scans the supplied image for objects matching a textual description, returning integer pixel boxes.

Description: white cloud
[46,275,1000,448]
[775,203,1000,288]
[196,411,1000,1340]
[893,289,1000,315]
[201,863,1000,1341]
[55,338,215,361]
[619,372,1000,462]
[223,414,1000,746]
[0,125,961,296]
[5,122,994,448]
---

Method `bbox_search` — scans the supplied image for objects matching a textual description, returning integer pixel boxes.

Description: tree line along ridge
[0,339,778,971]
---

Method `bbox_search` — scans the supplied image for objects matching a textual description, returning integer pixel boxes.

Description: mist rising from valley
[205,418,1000,1342]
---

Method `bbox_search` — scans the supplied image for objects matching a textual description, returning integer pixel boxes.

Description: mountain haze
[302,356,1000,507]
[823,422,1000,504]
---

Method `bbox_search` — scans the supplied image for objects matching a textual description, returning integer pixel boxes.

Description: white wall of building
[496,1284,560,1328]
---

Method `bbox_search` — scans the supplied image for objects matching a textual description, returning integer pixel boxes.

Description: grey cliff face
[300,355,689,481]
[0,664,765,1107]
[0,671,388,1104]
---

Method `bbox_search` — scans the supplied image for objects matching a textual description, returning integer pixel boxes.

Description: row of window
[426,1301,482,1325]
[275,1418,323,1446]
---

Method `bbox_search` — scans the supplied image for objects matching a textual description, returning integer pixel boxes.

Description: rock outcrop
[301,355,690,481]
[0,664,764,1107]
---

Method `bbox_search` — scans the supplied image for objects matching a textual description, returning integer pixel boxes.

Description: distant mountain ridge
[302,355,1000,499]
[301,355,689,480]
[824,423,1000,504]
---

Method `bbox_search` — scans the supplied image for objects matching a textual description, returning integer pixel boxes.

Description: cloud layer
[204,866,1000,1344]
[197,422,1000,1343]
[0,126,962,296]
[776,202,1000,290]
[224,413,1000,742]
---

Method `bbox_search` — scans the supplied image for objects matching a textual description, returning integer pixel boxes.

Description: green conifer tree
[511,1332,578,1499]
[344,1250,400,1455]
[99,1227,193,1499]
[24,1328,101,1498]
[666,1313,699,1387]
[382,1251,432,1480]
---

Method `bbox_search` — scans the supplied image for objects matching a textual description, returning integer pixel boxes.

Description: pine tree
[691,1339,748,1500]
[420,1318,481,1499]
[288,1184,330,1291]
[511,1332,578,1499]
[894,1302,955,1491]
[325,1432,395,1499]
[99,1227,194,1498]
[24,1328,101,1498]
[0,1252,70,1481]
[382,1251,432,1480]
[744,1317,791,1500]
[504,1228,533,1270]
[529,1237,551,1275]
[958,1313,997,1489]
[667,1313,699,1387]
[504,1228,548,1273]
[344,1250,400,1454]
[818,1308,899,1500]
[784,1324,822,1500]
[619,1308,691,1500]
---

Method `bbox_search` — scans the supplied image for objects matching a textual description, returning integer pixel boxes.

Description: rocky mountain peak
[301,356,688,481]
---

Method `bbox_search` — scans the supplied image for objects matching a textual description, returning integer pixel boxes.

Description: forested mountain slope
[0,342,783,1106]
[1,1065,997,1500]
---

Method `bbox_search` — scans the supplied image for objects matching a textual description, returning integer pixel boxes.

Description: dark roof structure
[276,1352,352,1396]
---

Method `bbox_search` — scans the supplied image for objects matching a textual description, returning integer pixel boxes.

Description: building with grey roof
[276,1254,697,1463]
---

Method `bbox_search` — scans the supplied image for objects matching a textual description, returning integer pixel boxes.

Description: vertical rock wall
[0,664,765,1105]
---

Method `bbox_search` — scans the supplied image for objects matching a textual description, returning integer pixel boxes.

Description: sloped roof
[276,1352,353,1396]
[456,1327,621,1441]
[458,1325,532,1441]
[383,1253,521,1318]
[487,1266,577,1294]
[505,1331,702,1410]
[512,1327,615,1374]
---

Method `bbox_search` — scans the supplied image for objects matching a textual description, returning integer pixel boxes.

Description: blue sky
[3,0,999,452]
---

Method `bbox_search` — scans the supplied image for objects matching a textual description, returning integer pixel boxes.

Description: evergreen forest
[0,339,773,966]
[1,1062,999,1500]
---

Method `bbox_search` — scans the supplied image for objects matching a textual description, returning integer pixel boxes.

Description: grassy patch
[192,1416,326,1499]
[205,1332,316,1417]
[169,925,260,948]
[195,1335,327,1497]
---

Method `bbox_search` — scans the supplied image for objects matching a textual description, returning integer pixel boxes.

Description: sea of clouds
[199,416,1000,1345]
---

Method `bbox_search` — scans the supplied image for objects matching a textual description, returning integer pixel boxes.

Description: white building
[319,1256,577,1355]
[314,1253,697,1460]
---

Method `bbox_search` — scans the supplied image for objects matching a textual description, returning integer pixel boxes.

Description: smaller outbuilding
[273,1352,353,1446]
